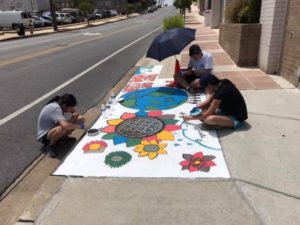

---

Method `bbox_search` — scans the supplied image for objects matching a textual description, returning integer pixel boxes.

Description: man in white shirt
[174,44,214,93]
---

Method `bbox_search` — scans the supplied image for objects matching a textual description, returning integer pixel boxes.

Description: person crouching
[182,74,248,129]
[37,94,85,157]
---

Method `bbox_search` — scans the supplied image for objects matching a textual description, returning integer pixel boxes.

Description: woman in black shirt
[183,74,248,129]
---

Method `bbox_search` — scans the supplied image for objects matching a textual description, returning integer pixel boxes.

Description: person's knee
[203,115,217,124]
[48,126,66,138]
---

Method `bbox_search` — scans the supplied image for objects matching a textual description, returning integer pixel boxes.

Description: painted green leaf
[146,105,159,110]
[163,119,179,125]
[102,133,117,140]
[149,92,164,97]
[122,99,136,107]
[126,138,141,147]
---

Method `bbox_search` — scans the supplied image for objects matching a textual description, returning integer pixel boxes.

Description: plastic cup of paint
[87,129,99,136]
[190,107,202,116]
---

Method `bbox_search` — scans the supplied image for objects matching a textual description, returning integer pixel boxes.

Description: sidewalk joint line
[249,111,300,121]
[234,178,300,200]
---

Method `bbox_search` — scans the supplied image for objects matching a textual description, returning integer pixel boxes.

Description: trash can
[204,10,211,26]
[16,24,25,36]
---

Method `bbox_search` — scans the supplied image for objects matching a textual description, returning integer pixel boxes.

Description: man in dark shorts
[183,74,248,129]
[174,44,214,93]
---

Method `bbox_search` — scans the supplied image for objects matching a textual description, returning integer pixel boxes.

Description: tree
[173,0,192,19]
[78,0,95,26]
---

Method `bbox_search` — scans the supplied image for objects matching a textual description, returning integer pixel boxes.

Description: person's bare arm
[182,98,220,121]
[59,120,81,130]
[200,99,221,120]
[197,93,214,109]
[193,68,212,77]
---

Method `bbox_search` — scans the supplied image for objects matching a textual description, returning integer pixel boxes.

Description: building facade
[199,0,300,86]
[0,0,49,11]
[279,0,300,85]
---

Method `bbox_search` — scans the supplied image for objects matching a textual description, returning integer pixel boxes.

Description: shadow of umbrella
[146,28,196,61]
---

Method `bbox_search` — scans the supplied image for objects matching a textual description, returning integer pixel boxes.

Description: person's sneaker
[46,146,56,158]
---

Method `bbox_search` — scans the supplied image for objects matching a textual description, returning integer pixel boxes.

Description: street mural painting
[180,152,216,173]
[122,65,162,93]
[54,66,230,178]
[120,87,188,110]
[101,110,181,147]
[105,151,132,168]
[82,140,107,153]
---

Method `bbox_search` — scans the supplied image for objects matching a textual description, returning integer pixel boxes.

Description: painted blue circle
[120,87,188,110]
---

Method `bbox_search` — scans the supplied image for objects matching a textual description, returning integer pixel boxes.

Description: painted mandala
[134,140,167,160]
[180,152,216,173]
[105,151,132,168]
[82,140,107,153]
[101,110,181,147]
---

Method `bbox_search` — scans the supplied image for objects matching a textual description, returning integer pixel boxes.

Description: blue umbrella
[146,28,196,61]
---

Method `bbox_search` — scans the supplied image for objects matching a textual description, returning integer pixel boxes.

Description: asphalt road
[0,7,177,195]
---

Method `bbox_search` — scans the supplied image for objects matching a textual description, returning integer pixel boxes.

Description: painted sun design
[134,140,167,160]
[101,110,181,147]
[105,151,132,168]
[180,152,216,173]
[82,140,107,153]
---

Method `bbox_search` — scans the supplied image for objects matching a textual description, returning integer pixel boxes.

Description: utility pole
[49,0,58,31]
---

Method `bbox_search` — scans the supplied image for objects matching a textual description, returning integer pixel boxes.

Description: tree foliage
[78,0,94,15]
[173,0,193,18]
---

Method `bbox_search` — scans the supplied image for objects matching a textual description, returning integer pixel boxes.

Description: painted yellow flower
[134,140,167,160]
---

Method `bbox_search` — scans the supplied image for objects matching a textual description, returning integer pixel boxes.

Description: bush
[163,16,184,31]
[238,5,251,23]
[225,0,261,23]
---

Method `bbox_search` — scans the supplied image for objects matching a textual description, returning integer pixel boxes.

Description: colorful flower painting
[134,140,167,160]
[83,140,107,153]
[101,111,181,147]
[180,152,216,172]
[105,151,132,168]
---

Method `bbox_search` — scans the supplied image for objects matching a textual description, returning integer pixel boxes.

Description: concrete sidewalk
[13,6,300,225]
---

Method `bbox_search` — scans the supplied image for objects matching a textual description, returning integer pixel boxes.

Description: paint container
[116,97,124,103]
[87,129,99,136]
[190,107,202,116]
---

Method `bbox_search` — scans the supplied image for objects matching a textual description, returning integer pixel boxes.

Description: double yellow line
[0,24,142,68]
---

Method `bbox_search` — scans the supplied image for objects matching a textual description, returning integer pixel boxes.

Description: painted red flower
[180,152,216,172]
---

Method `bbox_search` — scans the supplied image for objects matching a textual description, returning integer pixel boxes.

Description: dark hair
[200,74,220,89]
[189,44,202,56]
[47,94,77,107]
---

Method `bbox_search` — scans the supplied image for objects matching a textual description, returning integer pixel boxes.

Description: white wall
[258,0,288,74]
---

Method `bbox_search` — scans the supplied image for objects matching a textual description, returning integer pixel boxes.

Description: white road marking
[0,26,162,126]
[83,32,102,36]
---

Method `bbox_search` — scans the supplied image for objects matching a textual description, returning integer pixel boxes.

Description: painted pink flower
[180,152,216,172]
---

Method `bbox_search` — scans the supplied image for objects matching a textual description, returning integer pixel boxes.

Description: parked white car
[109,10,118,16]
[0,11,33,29]
[60,13,72,24]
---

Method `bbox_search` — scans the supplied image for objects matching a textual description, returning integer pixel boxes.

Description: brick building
[199,0,300,86]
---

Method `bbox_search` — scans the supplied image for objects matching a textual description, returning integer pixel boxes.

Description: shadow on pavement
[217,122,251,138]
[39,137,77,161]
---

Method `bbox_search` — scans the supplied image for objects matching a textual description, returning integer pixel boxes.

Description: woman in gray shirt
[37,94,85,157]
